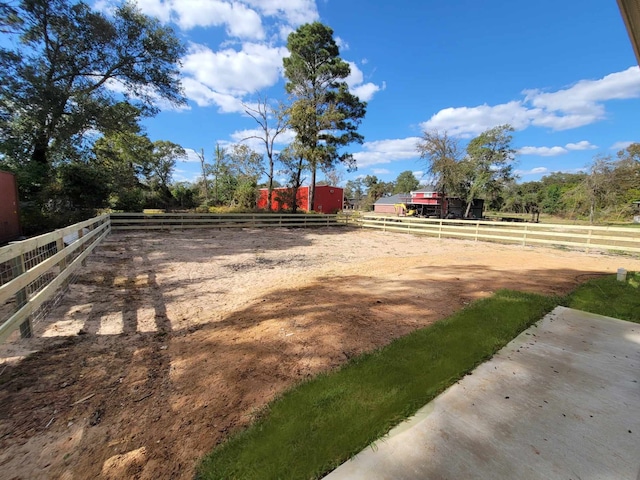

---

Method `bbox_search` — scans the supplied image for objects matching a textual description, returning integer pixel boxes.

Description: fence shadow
[0,258,619,479]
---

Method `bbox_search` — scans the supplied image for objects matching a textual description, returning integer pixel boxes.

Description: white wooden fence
[0,215,110,343]
[0,212,348,344]
[2,211,637,345]
[110,212,347,230]
[358,215,640,254]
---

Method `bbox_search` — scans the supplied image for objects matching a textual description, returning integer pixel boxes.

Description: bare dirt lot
[1,227,639,479]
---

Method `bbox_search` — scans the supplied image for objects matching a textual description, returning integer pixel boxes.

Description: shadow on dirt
[0,240,611,480]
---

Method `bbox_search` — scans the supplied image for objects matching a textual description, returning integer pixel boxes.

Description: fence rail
[2,211,637,346]
[110,212,347,230]
[358,215,640,254]
[0,214,110,343]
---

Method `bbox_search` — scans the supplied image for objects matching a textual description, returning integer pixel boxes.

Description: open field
[1,228,639,479]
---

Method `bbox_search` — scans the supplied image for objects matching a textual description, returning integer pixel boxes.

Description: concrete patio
[325,307,640,480]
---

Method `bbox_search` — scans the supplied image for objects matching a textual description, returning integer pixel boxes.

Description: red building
[257,185,344,214]
[0,171,21,244]
[374,186,484,218]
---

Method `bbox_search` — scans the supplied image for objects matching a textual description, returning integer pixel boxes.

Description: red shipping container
[0,171,21,243]
[258,185,344,214]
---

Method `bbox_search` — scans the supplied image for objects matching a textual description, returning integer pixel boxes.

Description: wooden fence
[2,211,637,345]
[110,212,347,230]
[358,215,640,254]
[0,212,351,345]
[0,215,110,343]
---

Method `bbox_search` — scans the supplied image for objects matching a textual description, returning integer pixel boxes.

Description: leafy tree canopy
[283,22,366,209]
[393,170,420,194]
[0,0,185,183]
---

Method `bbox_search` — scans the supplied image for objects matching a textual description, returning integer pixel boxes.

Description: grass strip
[197,289,559,479]
[563,271,640,323]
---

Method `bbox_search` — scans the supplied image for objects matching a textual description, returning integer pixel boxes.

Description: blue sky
[98,0,640,187]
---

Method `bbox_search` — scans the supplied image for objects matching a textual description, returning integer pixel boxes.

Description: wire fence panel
[0,214,110,343]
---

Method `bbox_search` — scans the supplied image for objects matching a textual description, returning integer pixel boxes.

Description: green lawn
[197,273,639,479]
[197,290,558,479]
[563,271,640,323]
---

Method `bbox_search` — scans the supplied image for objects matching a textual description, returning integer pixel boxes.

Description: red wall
[258,185,343,213]
[0,171,20,243]
[257,186,309,211]
[312,186,343,214]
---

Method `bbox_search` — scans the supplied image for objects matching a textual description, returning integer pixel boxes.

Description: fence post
[383,217,387,232]
[474,221,479,242]
[438,220,442,239]
[56,237,67,271]
[586,228,592,253]
[12,254,32,338]
[77,227,87,267]
[522,224,528,247]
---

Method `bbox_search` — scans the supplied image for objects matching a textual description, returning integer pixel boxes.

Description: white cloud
[182,148,203,163]
[422,66,640,137]
[353,137,421,168]
[344,61,364,86]
[372,168,391,175]
[104,77,190,112]
[565,141,597,151]
[351,83,382,102]
[610,141,635,150]
[183,42,288,96]
[515,167,549,176]
[130,0,319,35]
[229,127,296,152]
[181,78,249,113]
[519,146,568,157]
[345,62,384,102]
[335,36,349,51]
[518,140,598,157]
[279,24,295,40]
[98,0,268,39]
[175,1,264,38]
[422,101,532,137]
[243,0,318,26]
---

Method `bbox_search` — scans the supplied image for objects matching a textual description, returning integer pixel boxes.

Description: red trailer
[257,185,344,214]
[0,171,21,243]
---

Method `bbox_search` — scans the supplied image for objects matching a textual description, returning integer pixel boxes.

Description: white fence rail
[3,211,636,346]
[110,212,347,230]
[0,212,348,344]
[358,215,640,254]
[0,214,110,343]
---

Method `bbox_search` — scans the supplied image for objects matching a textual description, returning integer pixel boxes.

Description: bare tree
[321,165,344,187]
[243,97,289,210]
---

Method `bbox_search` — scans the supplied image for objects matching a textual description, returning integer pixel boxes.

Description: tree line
[1,0,637,235]
[346,128,639,224]
[0,1,365,234]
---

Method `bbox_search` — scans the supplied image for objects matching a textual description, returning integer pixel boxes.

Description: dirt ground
[1,227,639,480]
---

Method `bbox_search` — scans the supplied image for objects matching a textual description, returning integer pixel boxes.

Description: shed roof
[374,193,411,205]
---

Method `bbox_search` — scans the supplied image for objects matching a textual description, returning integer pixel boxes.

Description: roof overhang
[617,0,640,65]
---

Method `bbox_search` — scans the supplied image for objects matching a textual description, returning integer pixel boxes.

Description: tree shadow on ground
[0,257,613,479]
